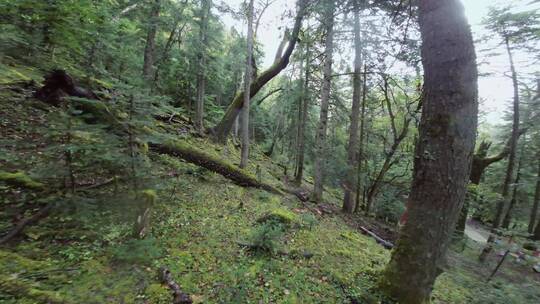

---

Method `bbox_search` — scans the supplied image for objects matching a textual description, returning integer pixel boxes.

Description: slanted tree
[382,0,478,302]
[211,0,308,143]
[312,0,336,203]
[364,76,413,214]
[343,0,363,213]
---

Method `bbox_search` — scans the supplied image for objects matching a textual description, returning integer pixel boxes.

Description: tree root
[0,204,54,245]
[158,267,192,304]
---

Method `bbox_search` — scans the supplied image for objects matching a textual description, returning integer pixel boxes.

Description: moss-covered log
[149,140,281,194]
[0,171,45,190]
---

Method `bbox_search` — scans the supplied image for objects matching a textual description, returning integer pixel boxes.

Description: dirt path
[465,220,490,243]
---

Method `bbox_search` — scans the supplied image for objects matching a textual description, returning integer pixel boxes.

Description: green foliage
[110,238,163,266]
[247,222,286,255]
[468,184,503,224]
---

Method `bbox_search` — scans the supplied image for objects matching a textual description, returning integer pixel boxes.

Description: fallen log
[158,267,192,304]
[358,226,394,250]
[149,140,281,194]
[0,204,54,245]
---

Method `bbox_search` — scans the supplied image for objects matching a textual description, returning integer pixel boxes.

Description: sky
[221,0,540,126]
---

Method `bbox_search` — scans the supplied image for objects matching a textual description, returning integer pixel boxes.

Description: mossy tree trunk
[382,1,478,302]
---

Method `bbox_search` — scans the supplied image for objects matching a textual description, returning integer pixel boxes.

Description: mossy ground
[1,66,539,303]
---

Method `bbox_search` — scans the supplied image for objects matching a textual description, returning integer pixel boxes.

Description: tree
[195,0,212,134]
[343,0,363,213]
[364,76,413,214]
[293,42,311,186]
[211,0,308,143]
[240,0,255,168]
[312,0,336,203]
[143,0,161,81]
[382,0,478,302]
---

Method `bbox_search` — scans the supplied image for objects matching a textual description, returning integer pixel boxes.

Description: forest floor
[1,64,540,303]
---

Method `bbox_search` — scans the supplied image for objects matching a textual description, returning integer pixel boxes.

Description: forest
[0,0,540,303]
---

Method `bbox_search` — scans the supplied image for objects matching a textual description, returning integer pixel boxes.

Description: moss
[0,170,44,189]
[257,208,298,226]
[145,283,170,304]
[0,275,71,304]
[141,189,157,203]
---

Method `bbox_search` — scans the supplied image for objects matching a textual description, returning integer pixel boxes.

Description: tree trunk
[382,1,478,303]
[195,0,211,134]
[211,0,308,143]
[502,147,524,229]
[343,0,363,213]
[529,154,540,234]
[354,64,368,213]
[293,44,311,186]
[312,0,335,203]
[142,0,161,80]
[240,0,254,168]
[493,36,520,229]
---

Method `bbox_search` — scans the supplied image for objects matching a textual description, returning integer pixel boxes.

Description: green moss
[145,283,170,304]
[257,208,298,225]
[0,170,44,190]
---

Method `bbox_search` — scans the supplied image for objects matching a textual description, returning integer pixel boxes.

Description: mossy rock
[257,208,298,226]
[0,171,44,190]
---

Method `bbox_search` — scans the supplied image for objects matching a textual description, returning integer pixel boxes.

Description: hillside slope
[1,65,539,304]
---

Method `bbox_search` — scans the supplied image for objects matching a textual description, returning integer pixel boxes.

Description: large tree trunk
[343,0,363,213]
[211,0,308,143]
[240,0,254,168]
[312,0,335,203]
[142,0,161,80]
[529,154,540,234]
[382,1,478,302]
[293,44,311,185]
[195,0,211,134]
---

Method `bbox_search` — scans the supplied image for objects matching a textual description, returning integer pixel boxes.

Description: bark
[493,36,521,229]
[240,0,254,168]
[354,64,368,213]
[211,0,308,143]
[195,0,211,134]
[148,141,280,194]
[343,0,363,214]
[312,0,335,203]
[293,44,311,185]
[529,155,540,234]
[142,0,161,80]
[382,1,478,303]
[502,147,525,228]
